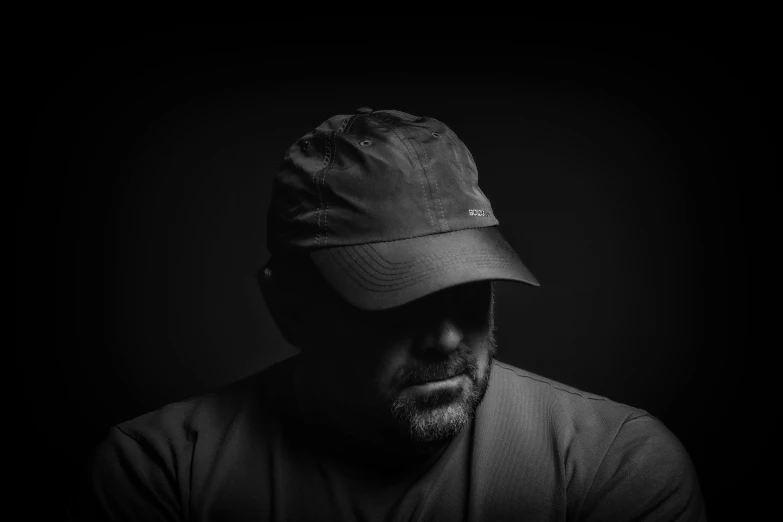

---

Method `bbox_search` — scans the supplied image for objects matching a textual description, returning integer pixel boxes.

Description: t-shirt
[68,356,706,521]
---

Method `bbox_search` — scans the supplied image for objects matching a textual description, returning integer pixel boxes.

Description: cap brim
[309,226,539,311]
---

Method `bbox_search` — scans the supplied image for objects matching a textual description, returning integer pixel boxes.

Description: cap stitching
[406,128,448,232]
[332,246,389,288]
[328,247,411,291]
[356,243,414,271]
[450,129,490,203]
[352,241,472,279]
[338,115,356,133]
[320,130,337,246]
[329,247,428,290]
[347,246,410,282]
[312,131,332,247]
[344,114,359,134]
[393,121,443,231]
[367,114,437,229]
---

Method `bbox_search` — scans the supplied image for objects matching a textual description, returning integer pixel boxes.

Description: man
[69,108,706,521]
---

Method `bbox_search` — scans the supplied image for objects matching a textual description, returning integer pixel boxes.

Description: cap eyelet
[359,139,372,146]
[431,132,442,138]
[301,140,310,151]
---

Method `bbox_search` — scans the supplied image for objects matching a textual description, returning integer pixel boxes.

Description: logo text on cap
[469,209,492,217]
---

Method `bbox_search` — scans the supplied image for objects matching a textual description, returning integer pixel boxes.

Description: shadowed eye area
[351,281,492,332]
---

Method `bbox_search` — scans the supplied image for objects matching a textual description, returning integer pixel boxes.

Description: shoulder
[115,356,294,449]
[74,359,295,520]
[484,361,705,521]
[113,378,247,453]
[574,411,706,520]
[479,360,653,480]
[490,360,649,429]
[487,360,687,467]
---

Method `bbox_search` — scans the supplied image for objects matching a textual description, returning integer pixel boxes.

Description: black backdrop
[17,18,772,520]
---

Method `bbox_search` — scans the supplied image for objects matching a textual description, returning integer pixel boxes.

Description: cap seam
[322,130,337,246]
[313,130,336,247]
[344,114,360,134]
[338,115,357,133]
[357,242,512,278]
[367,113,437,230]
[311,136,328,247]
[401,125,449,233]
[309,224,498,249]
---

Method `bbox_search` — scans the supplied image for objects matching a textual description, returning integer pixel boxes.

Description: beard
[386,305,498,446]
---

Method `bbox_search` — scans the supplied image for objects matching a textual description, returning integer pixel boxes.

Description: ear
[259,253,339,348]
[256,263,274,311]
[256,264,273,295]
[258,262,305,347]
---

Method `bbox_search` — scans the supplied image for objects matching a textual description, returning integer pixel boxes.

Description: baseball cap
[266,107,539,311]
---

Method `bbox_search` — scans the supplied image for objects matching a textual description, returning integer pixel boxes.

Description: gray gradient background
[17,18,771,520]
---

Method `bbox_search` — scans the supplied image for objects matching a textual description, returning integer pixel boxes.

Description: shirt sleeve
[67,426,183,522]
[576,414,707,522]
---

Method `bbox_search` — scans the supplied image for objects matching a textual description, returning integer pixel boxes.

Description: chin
[390,369,492,445]
[401,402,473,444]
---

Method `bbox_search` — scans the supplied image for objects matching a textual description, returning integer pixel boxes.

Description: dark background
[17,18,772,520]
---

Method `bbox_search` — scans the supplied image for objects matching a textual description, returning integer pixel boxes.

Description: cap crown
[267,109,499,253]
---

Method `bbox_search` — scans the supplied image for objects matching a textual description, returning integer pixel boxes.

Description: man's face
[300,279,497,447]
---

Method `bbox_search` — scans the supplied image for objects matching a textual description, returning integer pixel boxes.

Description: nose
[421,318,464,355]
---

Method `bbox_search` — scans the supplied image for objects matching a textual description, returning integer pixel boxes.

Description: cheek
[361,343,412,396]
[467,333,494,375]
[324,335,409,386]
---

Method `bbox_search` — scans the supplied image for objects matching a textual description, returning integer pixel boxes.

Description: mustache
[395,346,481,386]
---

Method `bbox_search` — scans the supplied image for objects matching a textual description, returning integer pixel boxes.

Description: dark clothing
[69,357,706,521]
